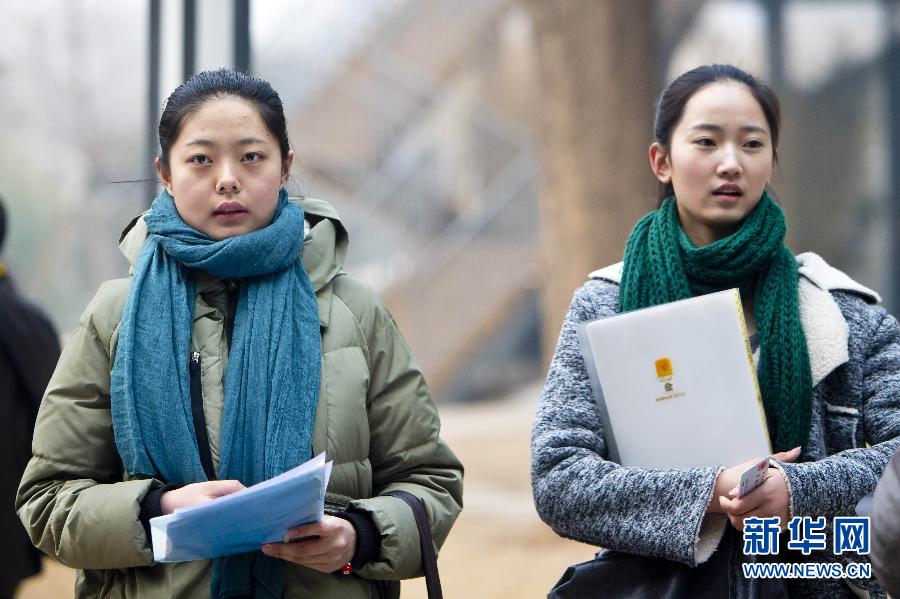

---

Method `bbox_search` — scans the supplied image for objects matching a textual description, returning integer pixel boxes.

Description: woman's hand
[714,446,801,529]
[160,480,245,515]
[718,466,791,530]
[708,447,800,515]
[261,516,357,573]
[708,457,760,514]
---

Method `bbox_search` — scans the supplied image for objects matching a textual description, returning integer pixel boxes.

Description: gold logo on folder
[655,357,685,401]
[655,358,673,378]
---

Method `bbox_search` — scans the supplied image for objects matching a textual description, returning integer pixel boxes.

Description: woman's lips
[213,210,248,223]
[213,203,248,222]
[712,184,743,202]
[713,183,742,196]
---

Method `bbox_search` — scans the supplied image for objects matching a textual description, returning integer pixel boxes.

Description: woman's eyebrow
[183,137,269,147]
[687,123,768,135]
[184,138,216,147]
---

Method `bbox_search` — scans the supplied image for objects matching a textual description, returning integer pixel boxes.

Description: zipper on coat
[189,352,216,481]
[225,279,239,352]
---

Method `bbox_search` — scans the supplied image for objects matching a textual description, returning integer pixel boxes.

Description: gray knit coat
[532,253,900,598]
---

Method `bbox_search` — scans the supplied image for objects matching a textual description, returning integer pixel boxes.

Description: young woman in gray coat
[532,64,900,598]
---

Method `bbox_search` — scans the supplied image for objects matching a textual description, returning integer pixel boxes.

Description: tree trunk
[523,0,659,362]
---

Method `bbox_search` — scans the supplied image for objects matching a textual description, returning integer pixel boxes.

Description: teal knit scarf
[619,193,811,452]
[110,189,321,598]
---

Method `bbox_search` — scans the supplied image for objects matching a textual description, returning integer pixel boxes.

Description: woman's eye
[695,138,715,147]
[190,155,211,165]
[243,152,262,162]
[745,139,764,149]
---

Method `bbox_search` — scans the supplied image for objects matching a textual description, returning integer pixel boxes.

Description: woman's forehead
[678,82,770,134]
[177,97,275,143]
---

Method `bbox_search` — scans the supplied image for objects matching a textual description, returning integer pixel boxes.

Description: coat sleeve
[15,281,158,569]
[337,280,463,580]
[871,446,900,596]
[778,304,900,519]
[531,281,727,566]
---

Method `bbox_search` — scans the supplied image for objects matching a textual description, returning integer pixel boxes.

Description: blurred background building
[2,1,899,597]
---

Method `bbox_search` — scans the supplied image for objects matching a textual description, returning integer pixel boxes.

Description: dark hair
[0,195,6,252]
[157,69,291,171]
[653,64,781,202]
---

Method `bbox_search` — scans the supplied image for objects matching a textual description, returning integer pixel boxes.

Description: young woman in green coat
[16,69,463,599]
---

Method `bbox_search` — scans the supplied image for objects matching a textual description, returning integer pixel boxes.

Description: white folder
[578,289,771,469]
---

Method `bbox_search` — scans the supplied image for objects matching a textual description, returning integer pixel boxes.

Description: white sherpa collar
[587,252,879,387]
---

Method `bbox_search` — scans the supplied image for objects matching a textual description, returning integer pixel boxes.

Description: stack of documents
[150,453,332,562]
[578,289,771,469]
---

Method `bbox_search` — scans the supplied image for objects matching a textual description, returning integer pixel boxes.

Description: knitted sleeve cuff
[139,482,182,543]
[334,510,381,570]
[769,461,795,521]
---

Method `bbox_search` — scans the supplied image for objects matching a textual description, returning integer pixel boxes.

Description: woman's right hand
[160,480,245,515]
[707,447,801,514]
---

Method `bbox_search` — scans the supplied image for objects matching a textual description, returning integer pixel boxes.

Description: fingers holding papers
[261,515,357,573]
[160,480,246,515]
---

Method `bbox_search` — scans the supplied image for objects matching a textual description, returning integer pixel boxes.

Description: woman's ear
[155,158,174,195]
[281,150,294,186]
[649,142,671,184]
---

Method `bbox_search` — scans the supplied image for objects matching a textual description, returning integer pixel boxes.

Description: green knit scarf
[619,193,811,452]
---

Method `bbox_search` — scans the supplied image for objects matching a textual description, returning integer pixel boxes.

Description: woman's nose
[216,163,241,193]
[716,147,742,178]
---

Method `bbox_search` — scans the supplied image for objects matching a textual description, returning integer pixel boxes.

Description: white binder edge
[576,323,621,464]
[729,289,773,455]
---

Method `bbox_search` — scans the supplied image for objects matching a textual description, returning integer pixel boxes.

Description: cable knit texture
[620,194,811,452]
[532,257,900,597]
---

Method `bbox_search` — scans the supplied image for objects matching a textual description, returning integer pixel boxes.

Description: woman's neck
[681,222,736,248]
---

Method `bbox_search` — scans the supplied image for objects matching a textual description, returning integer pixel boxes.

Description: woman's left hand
[718,467,791,531]
[261,515,357,573]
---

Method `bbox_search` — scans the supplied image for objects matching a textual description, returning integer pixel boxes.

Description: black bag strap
[383,490,443,599]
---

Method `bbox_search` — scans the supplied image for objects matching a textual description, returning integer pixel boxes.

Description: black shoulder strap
[383,490,443,599]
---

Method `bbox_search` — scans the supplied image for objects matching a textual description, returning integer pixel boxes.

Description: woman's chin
[701,205,755,228]
[200,222,260,240]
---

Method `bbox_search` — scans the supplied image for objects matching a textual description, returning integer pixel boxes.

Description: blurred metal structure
[257,0,543,399]
[133,0,900,399]
[762,0,784,87]
[759,0,899,309]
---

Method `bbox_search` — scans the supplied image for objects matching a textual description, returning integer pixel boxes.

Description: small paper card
[737,456,771,498]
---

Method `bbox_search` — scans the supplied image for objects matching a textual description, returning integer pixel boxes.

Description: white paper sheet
[150,453,332,562]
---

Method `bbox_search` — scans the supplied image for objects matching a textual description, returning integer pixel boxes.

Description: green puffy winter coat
[16,198,463,598]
